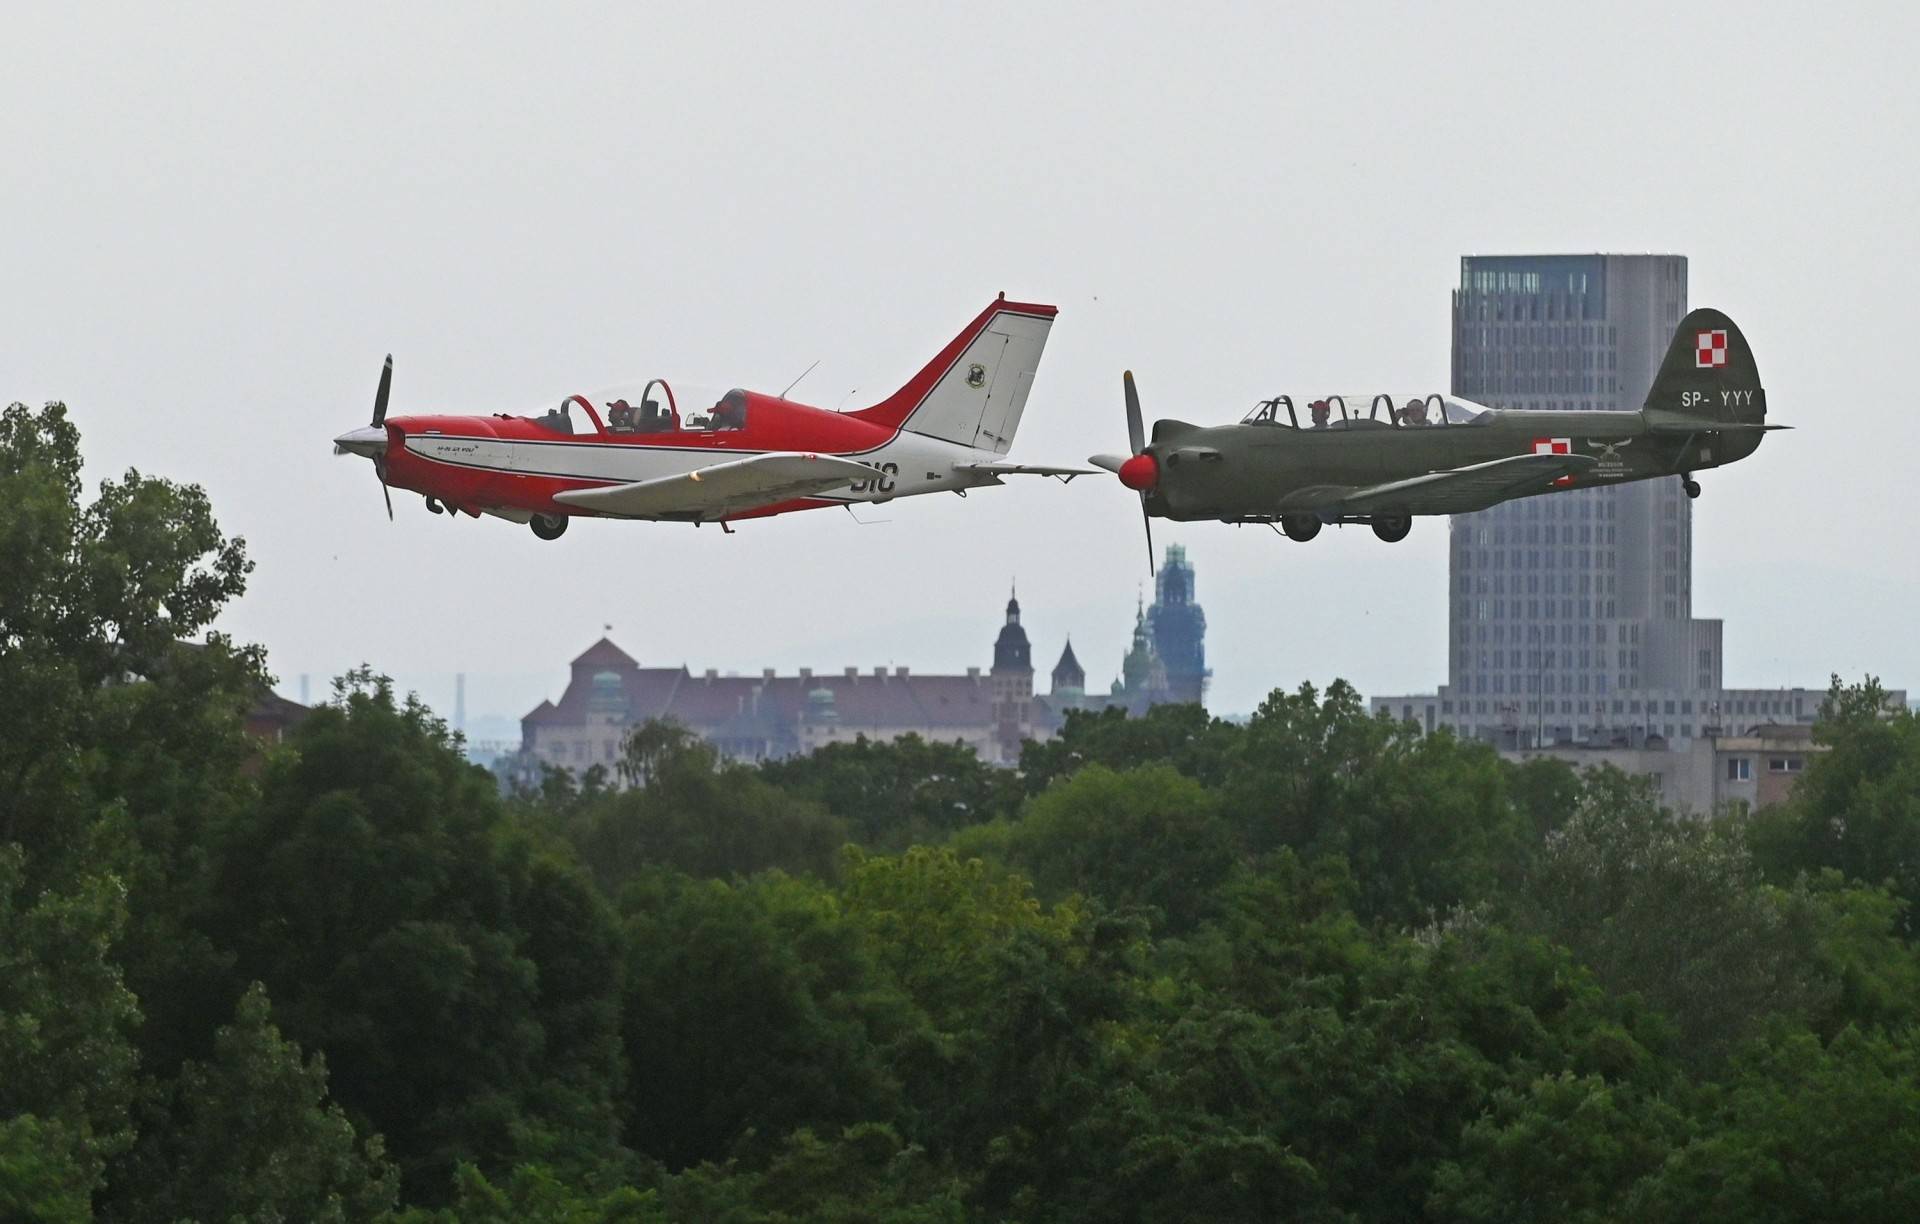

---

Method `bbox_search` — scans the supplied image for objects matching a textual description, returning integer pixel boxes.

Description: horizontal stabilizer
[1643,411,1791,435]
[553,452,875,518]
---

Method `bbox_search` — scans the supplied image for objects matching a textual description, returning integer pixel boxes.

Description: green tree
[1751,677,1920,934]
[1018,702,1240,793]
[552,724,847,892]
[107,982,398,1223]
[759,733,1020,849]
[988,763,1237,933]
[1513,768,1831,1059]
[1628,1027,1920,1222]
[0,1115,93,1224]
[1221,682,1528,926]
[1428,1072,1689,1223]
[837,846,1079,1035]
[618,870,903,1170]
[0,402,250,879]
[202,674,625,1200]
[0,846,141,1210]
[1,400,263,1085]
[1505,754,1583,843]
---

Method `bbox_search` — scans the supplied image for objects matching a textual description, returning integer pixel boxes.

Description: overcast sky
[7,2,1915,729]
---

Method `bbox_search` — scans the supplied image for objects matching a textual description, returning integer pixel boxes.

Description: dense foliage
[7,399,1920,1221]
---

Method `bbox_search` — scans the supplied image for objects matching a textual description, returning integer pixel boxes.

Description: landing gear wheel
[1682,478,1701,500]
[530,513,569,541]
[1281,514,1322,542]
[1371,514,1412,543]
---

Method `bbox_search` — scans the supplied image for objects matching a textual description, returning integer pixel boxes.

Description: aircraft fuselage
[1146,406,1762,522]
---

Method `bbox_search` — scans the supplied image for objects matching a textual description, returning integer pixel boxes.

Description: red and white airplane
[333,295,1082,539]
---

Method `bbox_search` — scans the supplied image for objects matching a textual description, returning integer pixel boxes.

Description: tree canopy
[8,399,1920,1219]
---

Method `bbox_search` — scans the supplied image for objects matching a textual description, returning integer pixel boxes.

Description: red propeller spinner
[1118,452,1159,490]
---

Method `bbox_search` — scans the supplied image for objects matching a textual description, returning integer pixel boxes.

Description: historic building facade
[517,551,1210,779]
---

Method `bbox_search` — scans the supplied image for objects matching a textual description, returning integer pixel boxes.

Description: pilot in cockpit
[1310,400,1330,429]
[606,399,635,432]
[1400,397,1430,427]
[711,390,748,431]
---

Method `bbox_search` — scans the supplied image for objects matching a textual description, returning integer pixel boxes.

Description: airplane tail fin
[1641,307,1770,433]
[849,296,1057,453]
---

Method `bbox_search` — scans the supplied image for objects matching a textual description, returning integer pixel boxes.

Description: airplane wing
[956,461,1096,481]
[1311,452,1601,516]
[551,452,876,518]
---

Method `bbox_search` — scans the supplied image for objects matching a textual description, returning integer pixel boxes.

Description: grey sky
[7,2,1914,726]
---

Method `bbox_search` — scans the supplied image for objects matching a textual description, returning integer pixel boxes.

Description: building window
[1769,757,1805,773]
[1727,758,1752,782]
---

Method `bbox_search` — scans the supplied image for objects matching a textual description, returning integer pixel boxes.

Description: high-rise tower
[1445,254,1720,742]
[1366,253,1725,745]
[1376,254,1857,748]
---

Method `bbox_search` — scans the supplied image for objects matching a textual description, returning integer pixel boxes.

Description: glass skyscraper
[1376,253,1883,755]
[1450,254,1720,741]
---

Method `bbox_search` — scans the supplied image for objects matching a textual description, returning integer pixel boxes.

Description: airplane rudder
[1647,307,1765,423]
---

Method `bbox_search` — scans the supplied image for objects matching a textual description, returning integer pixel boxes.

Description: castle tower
[990,586,1035,763]
[1050,638,1086,704]
[1115,594,1168,713]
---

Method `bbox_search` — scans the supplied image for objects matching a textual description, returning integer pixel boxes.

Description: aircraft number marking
[848,461,897,495]
[1680,389,1757,409]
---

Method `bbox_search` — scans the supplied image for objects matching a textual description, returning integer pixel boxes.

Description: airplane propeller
[372,354,392,427]
[333,356,396,520]
[1088,370,1159,572]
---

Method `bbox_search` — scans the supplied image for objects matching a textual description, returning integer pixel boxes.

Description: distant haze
[6,3,1914,724]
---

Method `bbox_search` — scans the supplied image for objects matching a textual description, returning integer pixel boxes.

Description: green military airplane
[1092,308,1783,559]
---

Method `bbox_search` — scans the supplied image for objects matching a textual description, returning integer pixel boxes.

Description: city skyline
[7,5,1916,722]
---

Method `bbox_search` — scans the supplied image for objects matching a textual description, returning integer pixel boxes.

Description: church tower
[1114,593,1169,713]
[990,586,1035,763]
[1050,638,1086,705]
[1148,543,1209,706]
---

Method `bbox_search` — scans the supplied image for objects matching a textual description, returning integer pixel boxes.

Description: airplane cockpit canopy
[527,381,755,437]
[1239,393,1493,429]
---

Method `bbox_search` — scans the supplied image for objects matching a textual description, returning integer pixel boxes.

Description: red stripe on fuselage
[379,395,897,518]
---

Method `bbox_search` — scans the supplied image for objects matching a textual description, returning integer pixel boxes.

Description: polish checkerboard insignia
[1533,437,1575,485]
[1695,329,1728,369]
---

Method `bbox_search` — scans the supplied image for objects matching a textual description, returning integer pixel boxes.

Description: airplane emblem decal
[1586,438,1634,459]
[1695,329,1728,368]
[966,363,987,389]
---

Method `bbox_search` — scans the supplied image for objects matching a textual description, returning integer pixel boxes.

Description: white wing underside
[1288,452,1600,516]
[956,461,1095,481]
[551,452,877,518]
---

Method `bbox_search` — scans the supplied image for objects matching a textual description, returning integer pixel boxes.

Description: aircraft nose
[1118,452,1159,491]
[333,425,388,458]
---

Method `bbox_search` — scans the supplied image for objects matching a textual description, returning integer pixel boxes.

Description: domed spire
[993,583,1031,673]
